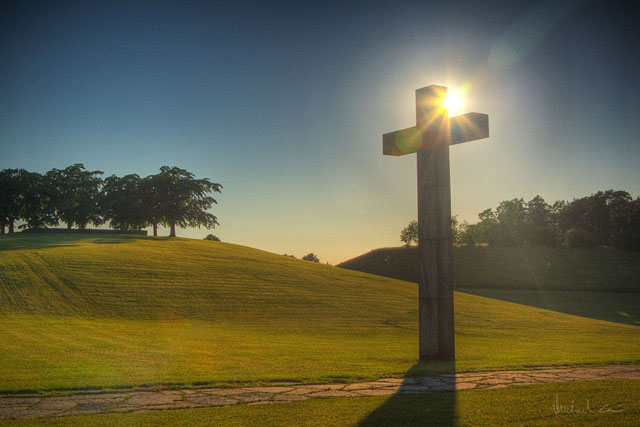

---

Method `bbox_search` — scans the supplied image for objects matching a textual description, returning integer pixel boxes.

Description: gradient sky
[1,0,639,264]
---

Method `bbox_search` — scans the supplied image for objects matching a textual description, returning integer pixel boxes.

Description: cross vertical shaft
[416,86,454,360]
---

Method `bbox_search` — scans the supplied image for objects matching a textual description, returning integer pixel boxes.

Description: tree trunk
[9,221,14,234]
[169,222,176,237]
[1,224,5,234]
[67,222,72,231]
[153,223,158,237]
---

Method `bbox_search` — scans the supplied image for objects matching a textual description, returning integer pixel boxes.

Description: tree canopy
[0,165,222,237]
[405,190,640,251]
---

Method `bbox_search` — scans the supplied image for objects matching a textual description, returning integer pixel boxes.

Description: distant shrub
[302,253,320,263]
[204,234,220,241]
[563,228,597,249]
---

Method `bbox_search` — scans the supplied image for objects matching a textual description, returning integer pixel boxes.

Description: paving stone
[282,385,333,394]
[69,394,126,401]
[206,388,253,396]
[122,391,183,406]
[186,395,238,406]
[612,372,640,379]
[233,392,274,403]
[242,387,293,394]
[455,375,486,382]
[71,400,114,412]
[31,398,77,412]
[379,385,403,392]
[344,382,388,391]
[477,378,511,385]
[0,405,31,418]
[416,378,446,387]
[376,378,405,384]
[0,397,40,407]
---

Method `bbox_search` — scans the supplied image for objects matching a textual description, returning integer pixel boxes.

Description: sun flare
[441,90,463,115]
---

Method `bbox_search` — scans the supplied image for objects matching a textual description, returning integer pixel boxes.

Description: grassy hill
[337,245,640,292]
[1,233,639,393]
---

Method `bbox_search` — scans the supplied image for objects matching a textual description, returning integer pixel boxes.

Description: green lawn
[1,234,639,393]
[5,380,638,426]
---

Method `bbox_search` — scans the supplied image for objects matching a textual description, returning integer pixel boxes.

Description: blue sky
[1,0,638,263]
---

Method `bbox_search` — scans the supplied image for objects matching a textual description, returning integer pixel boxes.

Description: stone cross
[383,85,489,360]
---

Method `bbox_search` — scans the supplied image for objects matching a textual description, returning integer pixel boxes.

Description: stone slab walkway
[1,364,638,420]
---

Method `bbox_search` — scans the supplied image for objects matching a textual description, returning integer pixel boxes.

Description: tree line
[401,190,640,251]
[0,164,222,237]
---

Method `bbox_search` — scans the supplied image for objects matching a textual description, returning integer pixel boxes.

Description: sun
[441,90,463,115]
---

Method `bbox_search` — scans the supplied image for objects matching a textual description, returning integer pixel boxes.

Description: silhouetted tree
[101,174,147,230]
[525,195,550,227]
[140,174,164,237]
[557,190,633,247]
[302,253,320,262]
[46,164,104,230]
[204,234,220,241]
[154,166,222,237]
[400,220,418,246]
[0,169,22,233]
[18,170,58,230]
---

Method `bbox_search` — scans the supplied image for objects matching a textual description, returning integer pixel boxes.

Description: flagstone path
[1,364,638,420]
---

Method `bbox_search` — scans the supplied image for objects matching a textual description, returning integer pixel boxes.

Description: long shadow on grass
[459,288,640,326]
[358,362,456,426]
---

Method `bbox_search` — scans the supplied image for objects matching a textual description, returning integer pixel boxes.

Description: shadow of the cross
[358,361,457,426]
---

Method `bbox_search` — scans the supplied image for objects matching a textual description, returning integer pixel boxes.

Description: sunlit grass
[0,234,638,392]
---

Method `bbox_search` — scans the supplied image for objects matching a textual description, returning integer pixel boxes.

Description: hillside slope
[0,233,415,326]
[337,245,640,292]
[1,233,639,392]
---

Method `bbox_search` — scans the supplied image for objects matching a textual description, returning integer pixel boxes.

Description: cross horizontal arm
[449,112,489,145]
[383,112,489,156]
[383,126,421,156]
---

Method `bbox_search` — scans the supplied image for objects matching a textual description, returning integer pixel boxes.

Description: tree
[153,166,222,237]
[302,253,320,262]
[46,164,104,230]
[400,220,418,246]
[0,169,22,233]
[18,170,58,230]
[141,174,164,237]
[525,195,550,227]
[557,190,633,247]
[494,198,527,245]
[101,174,147,230]
[402,217,464,245]
[451,215,462,244]
[204,234,220,241]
